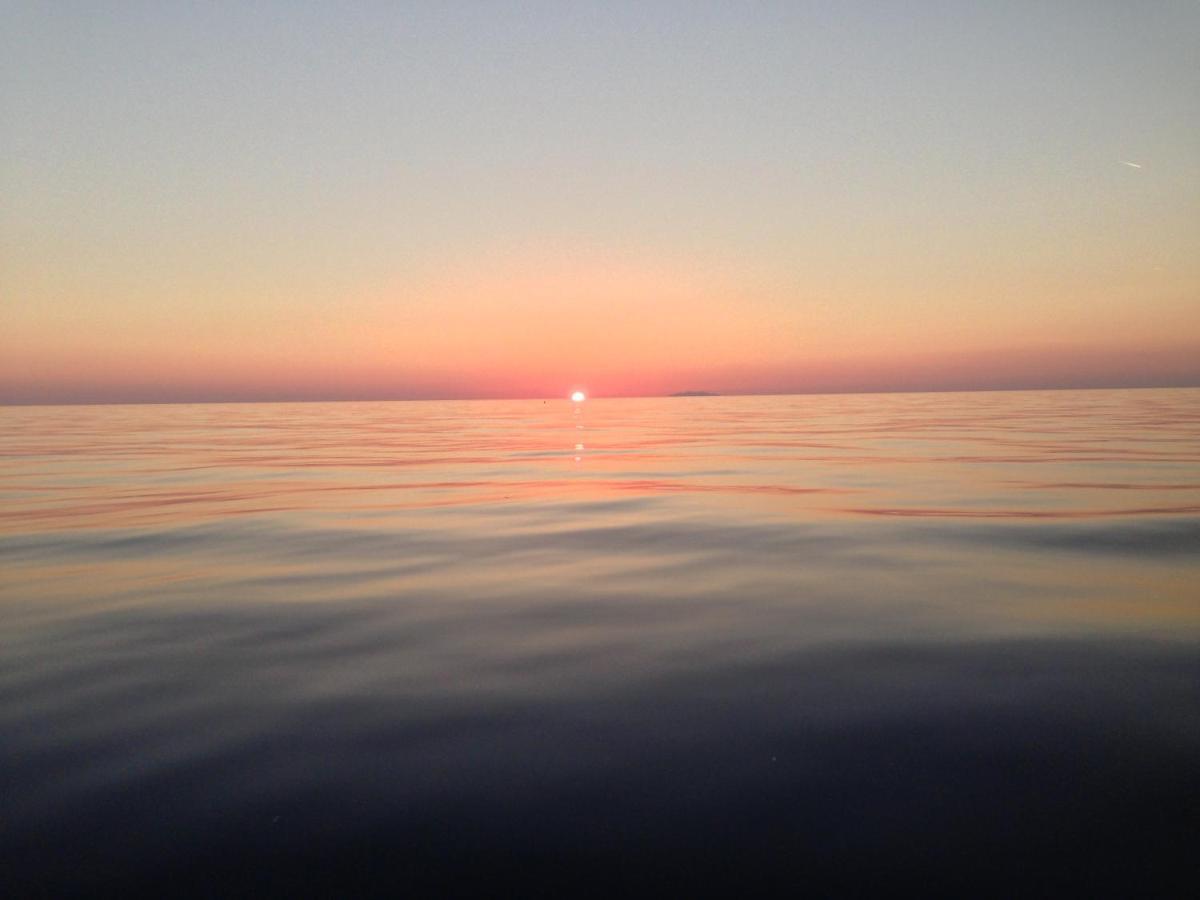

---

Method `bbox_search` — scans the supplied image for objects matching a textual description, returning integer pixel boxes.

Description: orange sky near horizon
[4,246,1196,402]
[3,239,1199,402]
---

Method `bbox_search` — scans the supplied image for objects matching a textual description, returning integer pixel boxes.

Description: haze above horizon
[3,2,1198,404]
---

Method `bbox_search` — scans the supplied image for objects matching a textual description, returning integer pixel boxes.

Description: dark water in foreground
[2,390,1198,896]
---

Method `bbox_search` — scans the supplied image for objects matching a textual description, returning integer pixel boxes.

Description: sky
[2,1,1198,403]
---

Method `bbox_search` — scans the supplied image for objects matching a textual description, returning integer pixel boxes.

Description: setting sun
[570,391,586,402]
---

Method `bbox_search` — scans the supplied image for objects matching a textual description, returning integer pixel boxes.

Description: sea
[2,389,1198,896]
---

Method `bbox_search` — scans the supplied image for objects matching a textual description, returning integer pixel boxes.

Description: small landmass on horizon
[669,390,720,397]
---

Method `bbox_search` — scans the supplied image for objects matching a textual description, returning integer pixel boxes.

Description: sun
[570,390,586,402]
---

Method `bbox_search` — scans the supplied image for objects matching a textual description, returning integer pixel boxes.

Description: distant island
[669,390,720,397]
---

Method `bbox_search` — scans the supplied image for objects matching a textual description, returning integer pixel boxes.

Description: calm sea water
[2,390,1198,896]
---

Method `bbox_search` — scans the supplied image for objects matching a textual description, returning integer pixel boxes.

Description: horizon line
[4,379,1198,408]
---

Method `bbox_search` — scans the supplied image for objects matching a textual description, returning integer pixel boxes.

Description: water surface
[2,390,1198,895]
